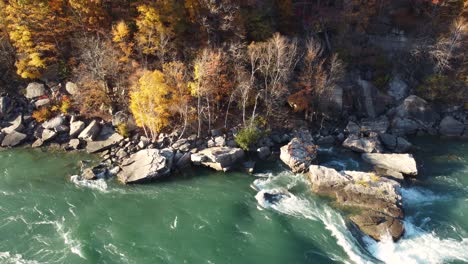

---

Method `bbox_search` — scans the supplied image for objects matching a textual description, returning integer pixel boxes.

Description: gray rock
[42,116,64,130]
[362,153,418,176]
[1,115,23,134]
[211,129,223,137]
[390,117,420,135]
[69,120,86,138]
[32,139,44,148]
[0,96,10,117]
[388,76,408,101]
[86,132,124,153]
[68,139,82,150]
[175,152,192,169]
[379,134,412,153]
[116,148,128,160]
[78,120,100,141]
[1,131,27,147]
[439,116,464,136]
[65,82,79,95]
[0,132,4,143]
[191,147,244,172]
[82,168,97,180]
[118,148,174,184]
[280,137,317,173]
[55,124,70,133]
[360,116,389,134]
[395,95,440,125]
[342,134,379,153]
[25,82,46,99]
[41,129,57,142]
[34,98,50,108]
[345,121,360,135]
[308,165,404,241]
[257,146,271,160]
[214,136,226,147]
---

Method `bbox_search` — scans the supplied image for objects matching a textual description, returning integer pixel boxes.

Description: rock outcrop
[280,136,317,173]
[362,153,418,176]
[439,116,464,137]
[191,147,244,171]
[118,148,174,184]
[308,165,404,241]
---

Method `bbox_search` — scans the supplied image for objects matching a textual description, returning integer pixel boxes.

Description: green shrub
[117,123,130,138]
[235,126,262,151]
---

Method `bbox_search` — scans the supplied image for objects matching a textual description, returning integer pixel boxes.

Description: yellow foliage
[130,70,172,139]
[112,21,134,62]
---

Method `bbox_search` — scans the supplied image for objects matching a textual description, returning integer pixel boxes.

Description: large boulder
[308,165,404,241]
[388,76,408,101]
[439,116,464,137]
[379,133,412,153]
[360,116,389,134]
[1,115,23,134]
[395,95,440,126]
[78,120,100,141]
[280,137,317,173]
[362,153,418,176]
[86,128,124,153]
[41,129,57,142]
[69,120,86,138]
[342,134,380,153]
[1,131,27,147]
[191,147,244,172]
[390,117,420,135]
[25,82,46,99]
[118,148,174,184]
[42,116,65,130]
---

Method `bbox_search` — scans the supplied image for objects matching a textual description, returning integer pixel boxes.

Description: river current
[0,138,467,264]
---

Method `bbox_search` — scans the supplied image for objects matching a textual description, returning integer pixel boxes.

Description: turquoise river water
[0,138,467,264]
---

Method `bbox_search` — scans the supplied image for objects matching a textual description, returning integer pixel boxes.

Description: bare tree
[429,17,467,73]
[248,33,300,116]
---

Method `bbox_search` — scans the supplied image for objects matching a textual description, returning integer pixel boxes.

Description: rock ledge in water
[361,153,417,176]
[118,148,174,184]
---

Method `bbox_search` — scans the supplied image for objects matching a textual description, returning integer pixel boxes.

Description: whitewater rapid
[253,171,468,264]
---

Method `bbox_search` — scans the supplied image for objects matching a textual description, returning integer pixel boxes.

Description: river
[0,138,467,264]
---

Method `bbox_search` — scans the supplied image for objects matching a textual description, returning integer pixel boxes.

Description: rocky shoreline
[1,81,468,242]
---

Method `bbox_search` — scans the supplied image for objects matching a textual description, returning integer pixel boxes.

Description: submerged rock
[362,153,418,176]
[118,148,174,184]
[280,137,317,173]
[308,165,404,241]
[191,147,244,172]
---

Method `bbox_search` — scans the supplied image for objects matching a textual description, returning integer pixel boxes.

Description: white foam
[0,251,40,264]
[401,188,449,206]
[70,175,108,192]
[53,217,86,259]
[365,220,468,264]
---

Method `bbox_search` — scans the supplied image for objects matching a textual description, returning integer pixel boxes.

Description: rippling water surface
[0,138,467,264]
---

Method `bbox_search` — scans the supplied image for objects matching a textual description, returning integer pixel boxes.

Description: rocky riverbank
[1,81,468,242]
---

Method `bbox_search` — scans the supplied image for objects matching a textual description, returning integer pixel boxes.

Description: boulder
[65,82,79,95]
[41,129,57,142]
[86,132,123,153]
[78,120,100,141]
[439,116,464,137]
[379,133,412,153]
[308,165,404,241]
[1,131,27,147]
[69,120,86,138]
[31,139,44,148]
[257,146,271,160]
[390,117,421,136]
[68,139,82,150]
[342,134,380,153]
[214,136,226,147]
[25,82,46,99]
[345,121,361,135]
[34,98,50,108]
[388,76,408,101]
[395,95,440,126]
[360,116,389,134]
[175,152,192,169]
[362,153,418,176]
[112,111,136,131]
[118,148,174,184]
[42,116,65,130]
[1,115,23,134]
[191,147,244,172]
[280,137,317,173]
